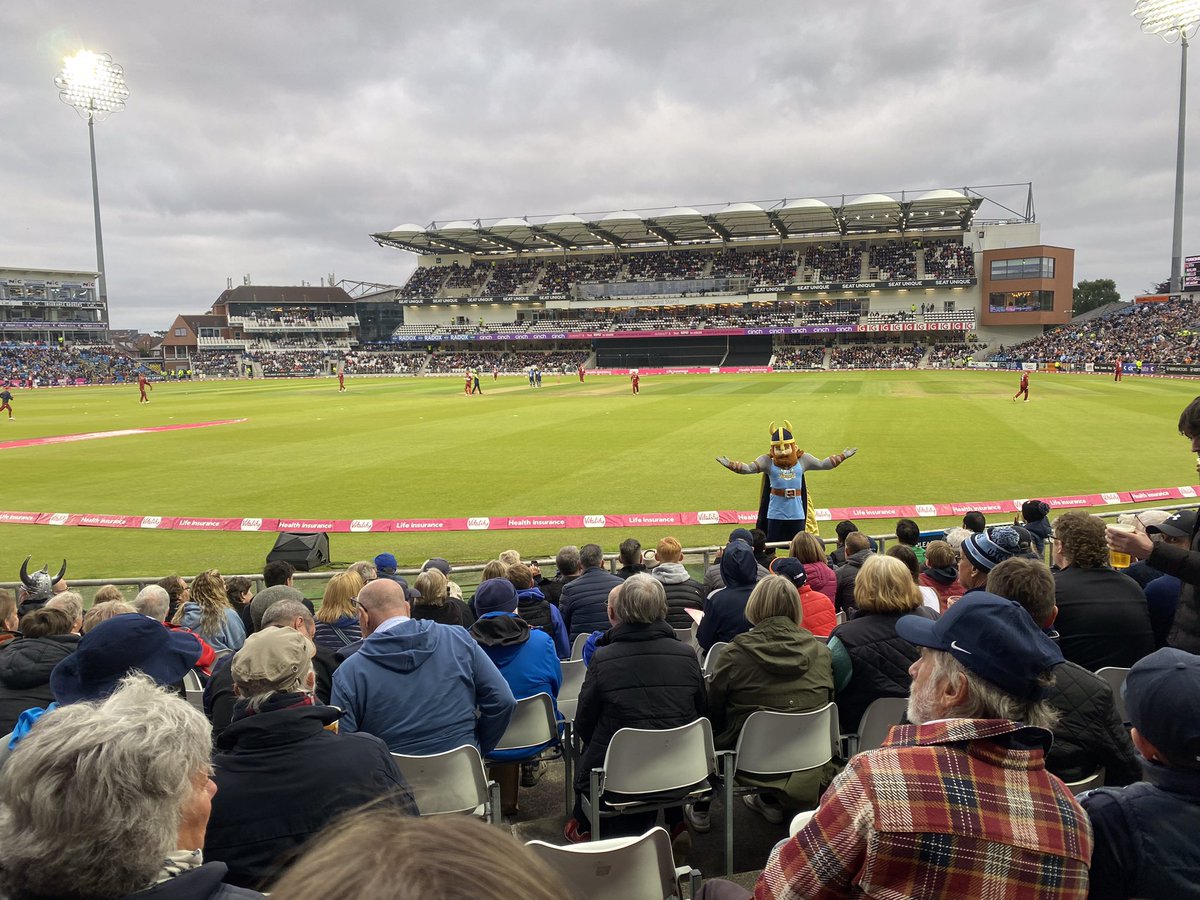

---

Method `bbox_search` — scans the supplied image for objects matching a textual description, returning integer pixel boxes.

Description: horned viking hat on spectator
[422,557,451,576]
[769,556,808,588]
[896,592,1064,701]
[249,585,305,631]
[1123,647,1200,763]
[729,528,754,545]
[374,552,398,574]
[961,525,1022,572]
[1147,509,1197,539]
[474,578,519,615]
[50,614,199,704]
[232,628,314,694]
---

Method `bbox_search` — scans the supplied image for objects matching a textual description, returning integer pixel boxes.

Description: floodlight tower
[1135,1,1200,294]
[54,50,129,315]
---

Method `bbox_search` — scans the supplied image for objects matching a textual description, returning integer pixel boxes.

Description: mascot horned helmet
[768,420,799,468]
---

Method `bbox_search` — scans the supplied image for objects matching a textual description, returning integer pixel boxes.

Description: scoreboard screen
[1185,255,1200,291]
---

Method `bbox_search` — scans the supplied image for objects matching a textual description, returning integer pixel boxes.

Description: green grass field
[3,370,1198,580]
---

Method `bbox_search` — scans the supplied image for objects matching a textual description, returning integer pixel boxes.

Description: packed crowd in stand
[3,442,1199,898]
[925,340,987,367]
[395,237,979,301]
[827,342,925,369]
[0,343,147,386]
[190,351,244,377]
[868,242,916,279]
[995,294,1200,366]
[772,344,827,369]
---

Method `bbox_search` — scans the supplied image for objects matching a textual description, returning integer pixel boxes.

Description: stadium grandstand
[0,266,108,343]
[358,183,1077,371]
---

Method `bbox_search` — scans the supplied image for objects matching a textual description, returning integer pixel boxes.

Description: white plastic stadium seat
[390,744,502,824]
[850,696,909,756]
[702,642,728,680]
[789,809,816,838]
[718,704,837,875]
[182,670,204,711]
[584,719,716,842]
[525,827,700,900]
[559,659,586,704]
[1094,667,1131,722]
[674,626,698,652]
[1065,769,1105,795]
[487,693,572,815]
[571,632,590,661]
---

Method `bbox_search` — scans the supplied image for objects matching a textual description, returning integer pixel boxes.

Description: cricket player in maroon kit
[464,372,473,396]
[0,388,12,420]
[1013,370,1030,402]
[338,365,346,392]
[631,372,640,395]
[578,364,585,383]
[1114,359,1123,382]
[138,373,151,404]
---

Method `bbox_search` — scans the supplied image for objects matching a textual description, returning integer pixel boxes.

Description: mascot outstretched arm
[717,420,857,544]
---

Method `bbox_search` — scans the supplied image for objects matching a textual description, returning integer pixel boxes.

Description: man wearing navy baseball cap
[757,592,1092,899]
[1080,647,1200,899]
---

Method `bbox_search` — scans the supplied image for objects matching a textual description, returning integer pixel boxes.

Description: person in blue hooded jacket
[469,577,562,815]
[331,578,515,756]
[697,540,760,652]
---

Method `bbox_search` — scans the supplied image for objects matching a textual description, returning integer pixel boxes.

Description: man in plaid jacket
[754,592,1092,900]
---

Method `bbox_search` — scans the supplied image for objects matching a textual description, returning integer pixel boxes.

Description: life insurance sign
[1186,256,1200,291]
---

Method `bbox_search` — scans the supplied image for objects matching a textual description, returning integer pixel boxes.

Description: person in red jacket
[769,557,837,637]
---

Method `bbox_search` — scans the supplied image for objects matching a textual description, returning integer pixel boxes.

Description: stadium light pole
[54,50,129,316]
[1135,1,1200,294]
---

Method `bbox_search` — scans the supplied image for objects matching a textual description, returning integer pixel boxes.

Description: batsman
[717,420,857,543]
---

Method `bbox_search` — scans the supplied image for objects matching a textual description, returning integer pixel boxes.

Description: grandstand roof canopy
[372,187,986,257]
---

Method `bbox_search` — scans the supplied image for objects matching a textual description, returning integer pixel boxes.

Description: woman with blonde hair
[788,530,837,599]
[825,554,934,732]
[411,568,474,627]
[172,569,247,652]
[688,575,835,830]
[314,571,364,651]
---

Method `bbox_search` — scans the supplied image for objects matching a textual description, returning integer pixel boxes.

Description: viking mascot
[717,421,857,543]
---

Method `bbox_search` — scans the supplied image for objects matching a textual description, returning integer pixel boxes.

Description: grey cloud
[0,1,1195,328]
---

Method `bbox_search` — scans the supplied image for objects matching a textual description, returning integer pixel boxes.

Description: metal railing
[6,502,1194,603]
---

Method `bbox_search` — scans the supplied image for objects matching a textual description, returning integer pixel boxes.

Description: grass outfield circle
[2,370,1197,579]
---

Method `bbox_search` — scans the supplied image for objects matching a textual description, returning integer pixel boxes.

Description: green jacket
[707,616,838,809]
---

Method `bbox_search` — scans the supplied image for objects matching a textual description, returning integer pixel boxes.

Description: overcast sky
[1,1,1193,329]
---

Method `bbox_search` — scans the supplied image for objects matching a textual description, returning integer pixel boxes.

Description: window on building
[174,327,187,337]
[989,257,1055,280]
[989,291,1055,312]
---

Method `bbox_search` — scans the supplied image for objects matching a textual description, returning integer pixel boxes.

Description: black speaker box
[266,532,330,571]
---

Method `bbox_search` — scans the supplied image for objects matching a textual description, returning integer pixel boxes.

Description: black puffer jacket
[561,567,623,641]
[1054,566,1155,669]
[1045,658,1140,787]
[573,620,706,795]
[1149,525,1200,653]
[207,698,416,888]
[650,562,706,629]
[831,611,927,732]
[0,634,79,733]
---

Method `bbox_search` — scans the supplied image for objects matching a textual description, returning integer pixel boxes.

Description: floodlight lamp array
[1134,0,1200,42]
[54,50,129,119]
